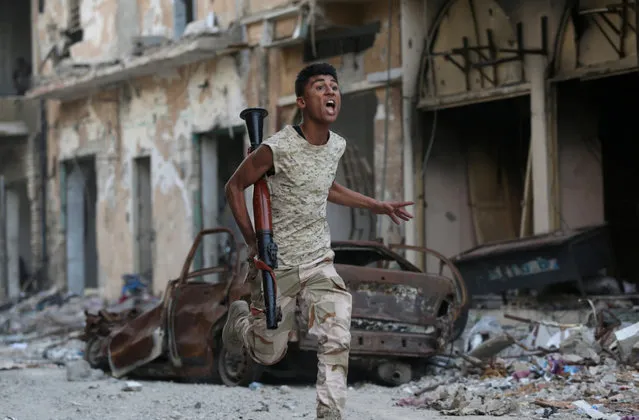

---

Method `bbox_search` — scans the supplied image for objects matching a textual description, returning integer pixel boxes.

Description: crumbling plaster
[36,0,120,67]
[138,0,173,38]
[38,0,405,296]
[136,0,297,40]
[47,56,247,299]
[70,0,119,62]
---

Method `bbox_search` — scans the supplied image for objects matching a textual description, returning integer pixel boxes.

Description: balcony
[27,24,246,102]
[0,96,39,137]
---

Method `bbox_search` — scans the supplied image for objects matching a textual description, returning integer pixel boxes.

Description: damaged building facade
[19,0,638,300]
[0,0,44,300]
[402,0,639,292]
[26,0,406,299]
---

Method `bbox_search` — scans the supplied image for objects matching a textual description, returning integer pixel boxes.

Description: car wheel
[215,337,263,387]
[85,337,108,370]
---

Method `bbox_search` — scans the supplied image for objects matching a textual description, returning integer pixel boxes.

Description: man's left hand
[372,201,415,225]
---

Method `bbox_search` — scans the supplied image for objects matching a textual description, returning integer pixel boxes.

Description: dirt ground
[0,366,541,420]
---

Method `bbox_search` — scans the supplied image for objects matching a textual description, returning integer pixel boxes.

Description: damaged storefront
[403,0,639,301]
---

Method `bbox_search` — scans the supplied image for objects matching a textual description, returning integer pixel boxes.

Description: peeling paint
[140,0,171,38]
[47,54,247,299]
[38,0,406,299]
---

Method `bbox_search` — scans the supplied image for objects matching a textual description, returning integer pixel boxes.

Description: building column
[0,176,6,300]
[529,55,556,234]
[401,0,428,267]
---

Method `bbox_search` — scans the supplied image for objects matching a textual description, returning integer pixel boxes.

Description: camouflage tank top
[261,125,346,268]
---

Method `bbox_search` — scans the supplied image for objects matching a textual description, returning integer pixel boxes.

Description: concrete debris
[464,316,504,353]
[572,399,621,420]
[0,287,103,338]
[122,381,143,392]
[183,17,221,38]
[396,356,639,418]
[468,334,515,360]
[395,310,639,418]
[397,383,519,416]
[0,282,159,371]
[66,359,104,382]
[3,283,638,419]
[614,322,639,364]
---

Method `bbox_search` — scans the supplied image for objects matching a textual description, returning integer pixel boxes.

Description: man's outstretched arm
[225,145,274,252]
[328,181,414,225]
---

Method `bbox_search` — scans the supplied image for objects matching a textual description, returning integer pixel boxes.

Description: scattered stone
[194,402,202,409]
[255,401,269,412]
[279,385,291,394]
[615,322,639,363]
[573,399,621,420]
[66,360,103,382]
[122,381,142,392]
[468,334,515,360]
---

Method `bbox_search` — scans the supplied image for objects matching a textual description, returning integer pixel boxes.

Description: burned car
[82,228,468,386]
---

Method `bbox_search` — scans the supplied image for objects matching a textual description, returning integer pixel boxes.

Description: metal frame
[575,1,637,61]
[419,0,549,101]
[551,0,638,78]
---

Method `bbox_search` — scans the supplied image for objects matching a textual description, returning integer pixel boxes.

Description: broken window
[174,0,196,39]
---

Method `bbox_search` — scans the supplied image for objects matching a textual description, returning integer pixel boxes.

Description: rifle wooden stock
[240,107,281,330]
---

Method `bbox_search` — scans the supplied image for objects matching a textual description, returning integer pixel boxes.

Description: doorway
[133,156,154,286]
[2,179,31,298]
[199,128,245,283]
[65,157,98,295]
[559,73,639,285]
[422,96,531,265]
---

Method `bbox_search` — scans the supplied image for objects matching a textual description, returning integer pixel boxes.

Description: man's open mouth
[326,99,336,113]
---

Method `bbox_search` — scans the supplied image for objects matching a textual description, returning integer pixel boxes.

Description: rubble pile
[396,305,639,419]
[0,288,106,368]
[0,279,158,370]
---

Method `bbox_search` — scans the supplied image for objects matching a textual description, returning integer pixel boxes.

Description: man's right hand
[246,243,259,280]
[248,243,258,261]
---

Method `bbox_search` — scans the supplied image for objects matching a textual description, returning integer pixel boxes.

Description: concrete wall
[46,56,246,299]
[36,0,121,66]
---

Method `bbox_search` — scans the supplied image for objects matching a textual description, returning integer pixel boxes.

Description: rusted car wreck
[82,228,468,386]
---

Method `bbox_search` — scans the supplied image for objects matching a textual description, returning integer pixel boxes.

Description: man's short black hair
[295,63,338,97]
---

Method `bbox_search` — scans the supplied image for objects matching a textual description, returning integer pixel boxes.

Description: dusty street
[1,292,637,420]
[0,366,518,420]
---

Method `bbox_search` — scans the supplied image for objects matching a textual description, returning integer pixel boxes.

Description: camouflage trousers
[232,254,352,419]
